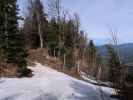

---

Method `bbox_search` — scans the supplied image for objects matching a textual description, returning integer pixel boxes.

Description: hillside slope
[0,63,115,100]
[97,43,133,64]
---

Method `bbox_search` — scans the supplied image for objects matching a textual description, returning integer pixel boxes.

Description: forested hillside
[97,43,133,64]
[0,0,133,100]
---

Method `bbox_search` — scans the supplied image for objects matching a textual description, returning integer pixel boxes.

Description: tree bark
[37,15,43,48]
[63,53,66,68]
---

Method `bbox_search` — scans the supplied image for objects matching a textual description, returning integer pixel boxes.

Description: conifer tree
[0,1,6,68]
[87,40,97,77]
[0,1,7,55]
[64,20,75,49]
[106,44,121,87]
[1,0,28,76]
[46,18,59,56]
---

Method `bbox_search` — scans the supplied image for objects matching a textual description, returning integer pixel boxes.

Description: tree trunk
[97,66,102,80]
[63,53,66,68]
[77,60,80,74]
[54,49,56,57]
[37,15,43,48]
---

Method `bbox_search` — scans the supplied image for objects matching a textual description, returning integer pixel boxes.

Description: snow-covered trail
[0,63,114,100]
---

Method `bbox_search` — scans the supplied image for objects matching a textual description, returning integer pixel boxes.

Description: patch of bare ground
[0,64,18,77]
[28,48,81,79]
[0,48,84,78]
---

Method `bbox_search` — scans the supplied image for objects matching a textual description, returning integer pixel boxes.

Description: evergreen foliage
[86,40,98,77]
[106,45,121,87]
[0,0,29,76]
[46,18,59,56]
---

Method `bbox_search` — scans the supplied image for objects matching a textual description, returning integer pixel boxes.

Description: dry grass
[0,64,18,77]
[0,50,18,77]
[27,48,63,69]
[27,48,81,79]
[0,48,85,78]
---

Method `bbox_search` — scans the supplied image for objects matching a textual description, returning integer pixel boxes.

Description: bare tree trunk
[77,60,80,74]
[96,65,102,80]
[54,49,56,57]
[63,53,66,68]
[37,15,43,48]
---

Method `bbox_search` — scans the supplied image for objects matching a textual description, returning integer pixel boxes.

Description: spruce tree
[106,44,121,87]
[0,1,7,68]
[46,18,59,56]
[64,20,75,49]
[1,0,28,76]
[0,1,6,54]
[64,20,76,69]
[87,40,97,77]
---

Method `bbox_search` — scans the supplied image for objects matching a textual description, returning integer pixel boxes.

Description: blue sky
[18,0,133,45]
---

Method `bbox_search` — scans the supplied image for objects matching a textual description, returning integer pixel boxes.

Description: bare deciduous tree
[109,28,121,62]
[24,0,47,48]
[47,0,62,22]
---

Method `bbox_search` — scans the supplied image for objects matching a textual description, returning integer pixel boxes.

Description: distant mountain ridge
[97,43,133,64]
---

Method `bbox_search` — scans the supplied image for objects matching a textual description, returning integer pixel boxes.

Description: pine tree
[0,1,7,55]
[106,44,121,87]
[0,1,6,68]
[88,40,97,60]
[64,19,78,69]
[87,40,97,77]
[46,18,59,56]
[64,20,75,49]
[1,0,29,76]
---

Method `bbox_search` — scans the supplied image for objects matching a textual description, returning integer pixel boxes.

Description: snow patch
[0,63,115,100]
